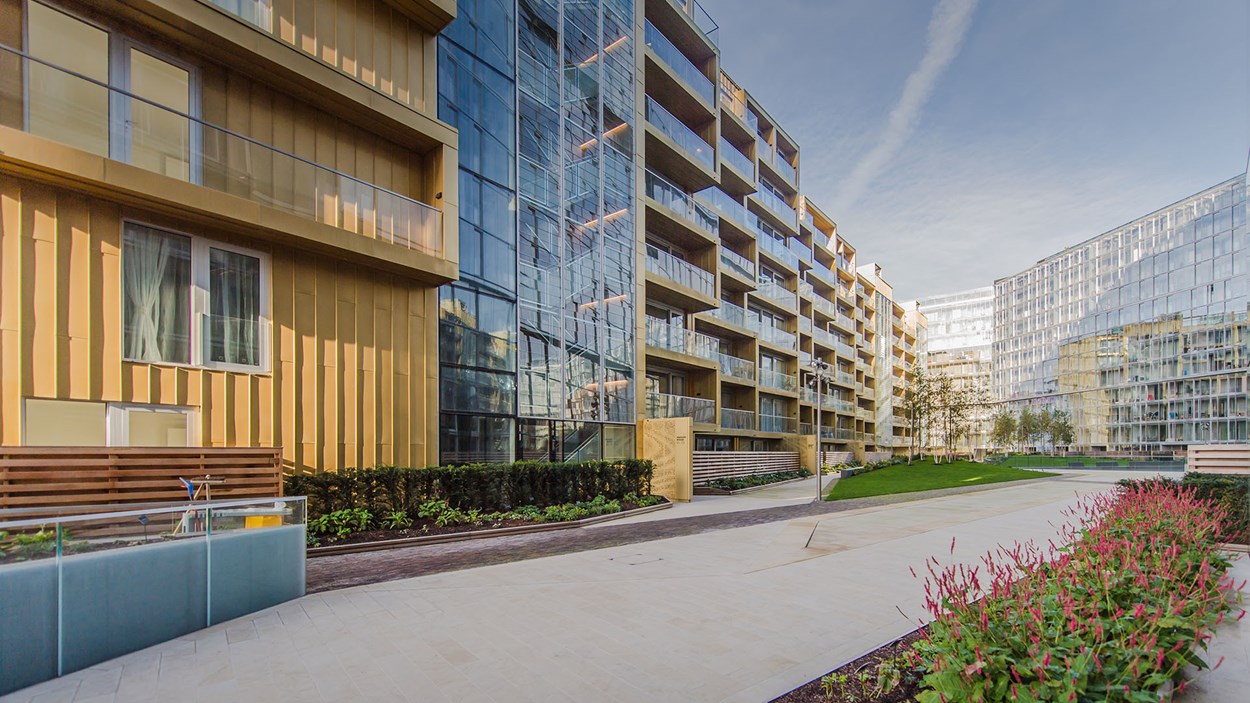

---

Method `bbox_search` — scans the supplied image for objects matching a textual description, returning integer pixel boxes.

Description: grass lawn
[1001,455,1130,468]
[826,459,1057,501]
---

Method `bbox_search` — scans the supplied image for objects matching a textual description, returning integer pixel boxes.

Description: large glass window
[440,414,515,464]
[127,48,191,181]
[122,223,267,369]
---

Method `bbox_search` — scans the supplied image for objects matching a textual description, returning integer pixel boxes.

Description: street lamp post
[809,358,831,501]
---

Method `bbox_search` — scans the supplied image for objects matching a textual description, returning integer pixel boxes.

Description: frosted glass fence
[0,497,306,695]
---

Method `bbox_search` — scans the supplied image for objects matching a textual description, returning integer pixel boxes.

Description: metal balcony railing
[645,169,718,234]
[646,391,715,423]
[759,369,798,392]
[645,244,715,297]
[646,96,714,168]
[721,408,755,430]
[644,20,714,103]
[3,46,443,256]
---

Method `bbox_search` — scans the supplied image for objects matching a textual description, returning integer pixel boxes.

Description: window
[24,2,196,180]
[109,405,194,447]
[122,222,268,370]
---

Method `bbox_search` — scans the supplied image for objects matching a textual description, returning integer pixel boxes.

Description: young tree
[902,365,934,465]
[1050,409,1075,450]
[989,408,1017,450]
[1017,406,1038,453]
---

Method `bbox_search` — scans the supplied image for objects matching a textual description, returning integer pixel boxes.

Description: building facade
[436,0,924,464]
[0,0,459,472]
[994,175,1249,451]
[916,286,993,449]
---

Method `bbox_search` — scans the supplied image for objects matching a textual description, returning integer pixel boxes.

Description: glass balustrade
[759,369,797,392]
[646,391,715,423]
[645,316,720,360]
[719,136,754,176]
[721,408,755,430]
[798,281,813,299]
[715,352,755,381]
[698,187,750,228]
[719,76,746,119]
[759,324,797,350]
[812,295,837,318]
[835,371,856,386]
[667,0,719,45]
[645,244,715,297]
[756,133,772,164]
[774,157,797,184]
[759,414,797,433]
[706,299,756,330]
[644,20,714,103]
[755,281,797,310]
[754,187,798,227]
[719,247,755,279]
[757,235,800,270]
[646,96,714,168]
[789,238,812,264]
[3,46,443,256]
[645,169,717,234]
[807,264,836,288]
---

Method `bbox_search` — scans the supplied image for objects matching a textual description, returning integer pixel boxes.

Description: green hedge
[286,459,654,519]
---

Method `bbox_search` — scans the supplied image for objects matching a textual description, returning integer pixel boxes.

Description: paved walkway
[6,473,1134,703]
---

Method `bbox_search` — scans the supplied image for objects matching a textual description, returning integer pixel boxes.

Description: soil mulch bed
[313,499,665,548]
[771,628,928,703]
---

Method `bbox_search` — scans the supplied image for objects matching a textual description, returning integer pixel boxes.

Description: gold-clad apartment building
[0,0,458,472]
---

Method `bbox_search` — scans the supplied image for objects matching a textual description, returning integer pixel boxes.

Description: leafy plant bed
[696,470,810,494]
[695,473,811,495]
[770,628,928,702]
[306,495,669,554]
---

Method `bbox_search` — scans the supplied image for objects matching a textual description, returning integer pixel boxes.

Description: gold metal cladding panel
[641,417,693,502]
[0,174,438,473]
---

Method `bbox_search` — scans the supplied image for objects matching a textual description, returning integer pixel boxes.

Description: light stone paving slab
[10,472,1225,703]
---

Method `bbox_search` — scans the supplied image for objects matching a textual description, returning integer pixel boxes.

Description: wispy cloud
[834,0,979,210]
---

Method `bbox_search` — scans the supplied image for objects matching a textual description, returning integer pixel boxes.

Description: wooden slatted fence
[1187,444,1250,475]
[0,447,284,513]
[692,451,801,484]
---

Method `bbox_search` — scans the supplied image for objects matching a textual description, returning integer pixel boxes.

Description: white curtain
[123,225,190,363]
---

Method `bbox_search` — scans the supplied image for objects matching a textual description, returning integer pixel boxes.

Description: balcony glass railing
[715,352,755,381]
[206,0,272,31]
[721,408,755,430]
[812,295,837,319]
[760,414,797,433]
[644,20,714,103]
[719,137,754,176]
[789,238,812,264]
[645,316,720,360]
[645,170,718,234]
[4,46,443,256]
[755,281,797,310]
[759,325,797,351]
[518,50,559,108]
[812,326,835,349]
[646,391,715,423]
[798,281,813,300]
[646,244,715,297]
[807,263,836,289]
[756,133,772,163]
[835,371,856,387]
[833,312,856,331]
[667,0,720,46]
[698,187,751,228]
[759,369,797,393]
[799,317,813,334]
[835,340,857,360]
[706,299,756,330]
[719,247,755,279]
[774,157,797,184]
[801,208,815,230]
[646,96,714,168]
[753,187,798,227]
[757,235,800,270]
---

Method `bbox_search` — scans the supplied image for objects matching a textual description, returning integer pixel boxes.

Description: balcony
[645,316,720,364]
[645,96,715,182]
[835,340,857,360]
[754,281,798,311]
[666,0,720,46]
[721,408,755,430]
[715,352,756,382]
[644,20,714,104]
[811,295,838,320]
[760,414,798,433]
[646,391,715,424]
[812,326,836,350]
[646,243,715,298]
[757,234,800,271]
[697,187,753,239]
[759,324,798,350]
[645,169,718,244]
[751,187,798,230]
[0,47,448,279]
[719,136,754,190]
[834,371,856,387]
[833,312,856,333]
[759,369,798,393]
[807,263,837,290]
[798,281,814,300]
[788,238,813,265]
[719,247,756,282]
[703,299,757,332]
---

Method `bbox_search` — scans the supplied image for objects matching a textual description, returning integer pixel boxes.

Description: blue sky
[706,0,1249,300]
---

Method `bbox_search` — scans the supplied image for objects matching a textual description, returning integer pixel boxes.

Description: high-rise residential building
[916,286,993,448]
[437,0,924,465]
[0,0,458,471]
[994,174,1249,451]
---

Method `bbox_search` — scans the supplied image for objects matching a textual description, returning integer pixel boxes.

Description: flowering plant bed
[913,481,1242,702]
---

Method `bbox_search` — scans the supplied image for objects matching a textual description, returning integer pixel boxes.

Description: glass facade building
[994,174,1250,450]
[917,286,994,449]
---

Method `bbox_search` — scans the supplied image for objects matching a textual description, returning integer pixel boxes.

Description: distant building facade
[917,286,993,449]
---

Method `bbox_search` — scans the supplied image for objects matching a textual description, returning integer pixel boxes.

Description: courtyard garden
[825,458,1055,501]
[286,459,664,547]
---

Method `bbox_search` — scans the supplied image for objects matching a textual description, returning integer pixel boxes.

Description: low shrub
[307,508,373,539]
[700,470,808,491]
[286,459,654,520]
[912,481,1242,703]
[1119,473,1249,544]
